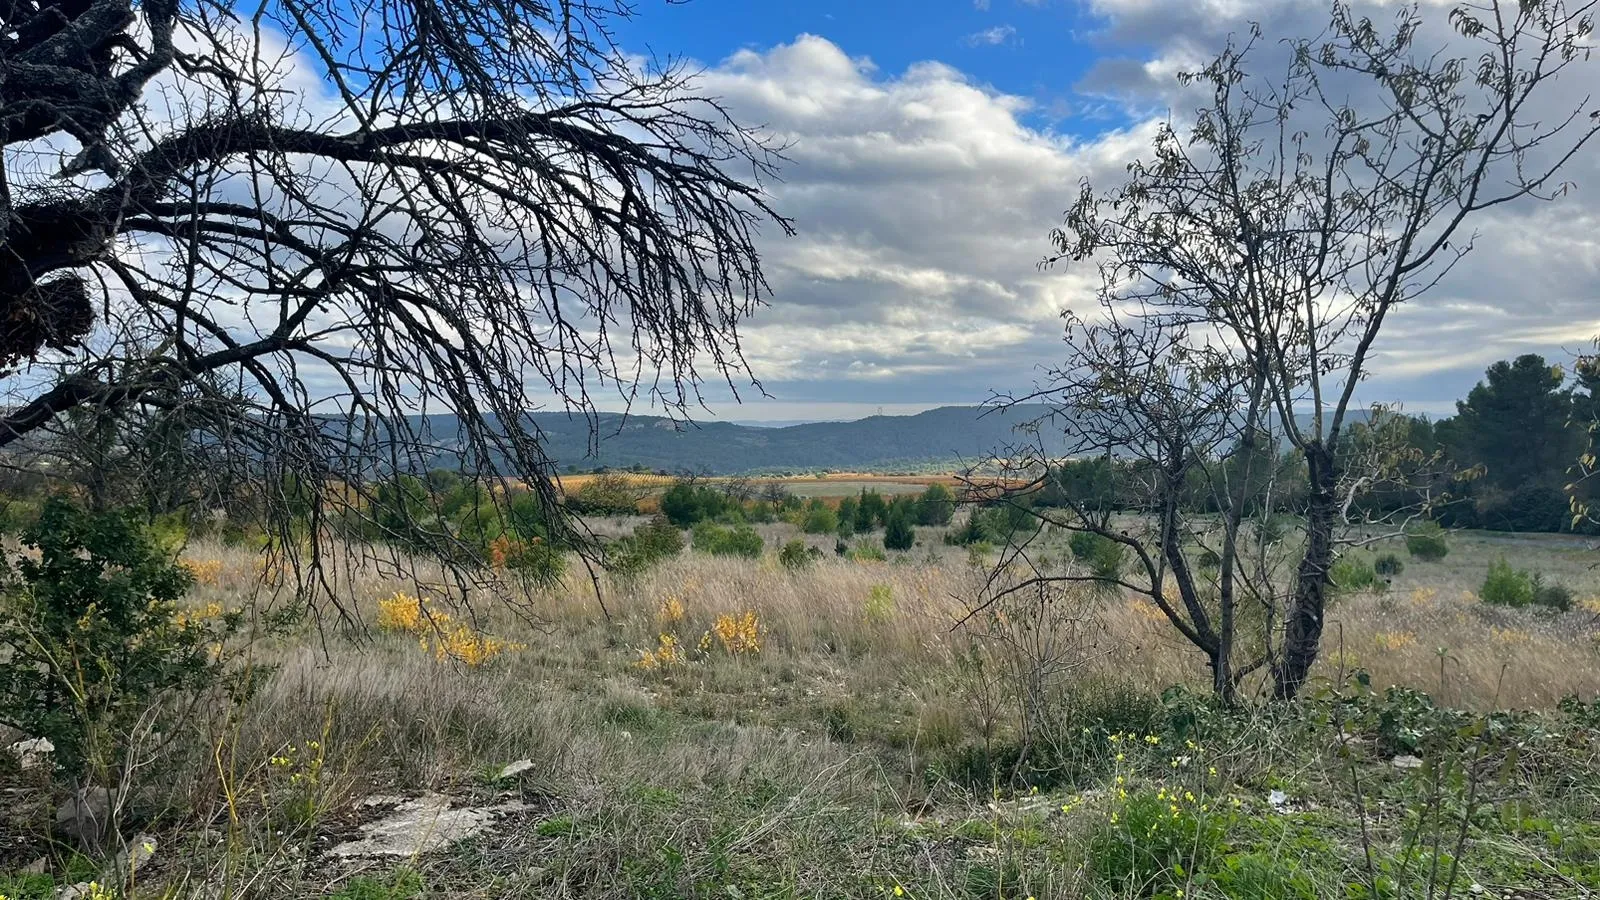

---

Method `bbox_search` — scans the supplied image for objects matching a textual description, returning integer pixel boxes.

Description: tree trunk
[1275,443,1337,700]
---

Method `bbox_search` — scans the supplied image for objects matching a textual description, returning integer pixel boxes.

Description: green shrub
[854,491,888,532]
[883,510,915,551]
[659,481,728,527]
[836,497,859,534]
[1530,573,1573,612]
[1405,522,1449,561]
[690,521,763,559]
[0,499,240,780]
[1088,789,1229,897]
[801,502,838,535]
[498,538,566,586]
[1330,555,1382,594]
[846,540,887,562]
[1481,557,1535,608]
[778,539,819,571]
[1374,553,1405,577]
[914,483,956,526]
[609,516,684,576]
[1205,851,1318,900]
[1068,531,1124,580]
[565,472,641,516]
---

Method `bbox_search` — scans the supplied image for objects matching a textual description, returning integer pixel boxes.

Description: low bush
[1405,522,1449,561]
[846,540,887,562]
[883,510,915,551]
[0,499,241,781]
[609,516,685,576]
[1330,555,1382,594]
[1374,553,1405,577]
[691,521,764,559]
[1068,531,1124,580]
[778,539,822,571]
[1532,574,1574,612]
[801,502,838,535]
[1088,788,1230,897]
[1481,558,1535,608]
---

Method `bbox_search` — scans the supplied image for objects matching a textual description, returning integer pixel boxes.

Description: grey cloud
[678,5,1600,414]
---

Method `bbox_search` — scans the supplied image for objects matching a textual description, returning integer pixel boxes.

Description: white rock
[1392,755,1424,770]
[10,737,54,770]
[327,793,528,859]
[495,759,535,781]
[126,834,157,872]
[1267,789,1288,808]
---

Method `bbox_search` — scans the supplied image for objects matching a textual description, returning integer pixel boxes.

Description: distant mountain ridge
[418,405,1065,475]
[405,405,1369,475]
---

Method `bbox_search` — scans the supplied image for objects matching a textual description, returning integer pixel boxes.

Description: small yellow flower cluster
[376,591,523,667]
[657,595,686,625]
[268,740,325,785]
[377,592,435,633]
[1132,598,1169,624]
[1326,649,1361,670]
[428,627,523,667]
[181,558,224,586]
[174,600,226,629]
[712,610,762,655]
[863,584,895,623]
[636,633,685,669]
[1491,626,1532,645]
[1375,630,1418,652]
[1409,587,1438,607]
[1580,595,1600,616]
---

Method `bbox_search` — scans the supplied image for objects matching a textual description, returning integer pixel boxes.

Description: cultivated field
[4,515,1600,898]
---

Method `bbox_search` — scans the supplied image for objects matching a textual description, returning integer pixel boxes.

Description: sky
[597,0,1600,424]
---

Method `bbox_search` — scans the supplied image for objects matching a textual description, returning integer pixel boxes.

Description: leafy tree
[914,484,956,526]
[0,0,788,599]
[1448,355,1579,494]
[883,509,915,551]
[660,481,727,528]
[802,500,839,535]
[0,500,239,783]
[837,496,859,533]
[855,490,889,532]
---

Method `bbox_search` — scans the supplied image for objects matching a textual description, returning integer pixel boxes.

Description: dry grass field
[4,514,1600,898]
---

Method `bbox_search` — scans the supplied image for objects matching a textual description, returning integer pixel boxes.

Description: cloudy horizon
[602,0,1600,425]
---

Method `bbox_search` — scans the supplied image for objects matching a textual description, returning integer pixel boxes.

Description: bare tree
[1039,0,1597,699]
[760,480,791,513]
[980,312,1284,704]
[0,0,791,607]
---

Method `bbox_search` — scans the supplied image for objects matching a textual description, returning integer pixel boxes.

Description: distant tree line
[988,353,1599,537]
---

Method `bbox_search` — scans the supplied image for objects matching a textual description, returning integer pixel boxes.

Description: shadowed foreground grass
[4,526,1600,898]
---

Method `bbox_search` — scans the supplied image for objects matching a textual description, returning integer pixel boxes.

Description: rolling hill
[421,405,1066,475]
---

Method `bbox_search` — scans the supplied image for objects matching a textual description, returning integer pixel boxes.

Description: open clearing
[5,513,1600,898]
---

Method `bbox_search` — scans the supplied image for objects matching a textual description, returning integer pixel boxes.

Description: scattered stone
[55,786,114,847]
[327,793,529,858]
[9,737,54,770]
[126,834,158,872]
[57,882,98,900]
[496,759,536,781]
[1392,755,1424,770]
[22,857,47,875]
[1267,789,1288,809]
[360,794,409,809]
